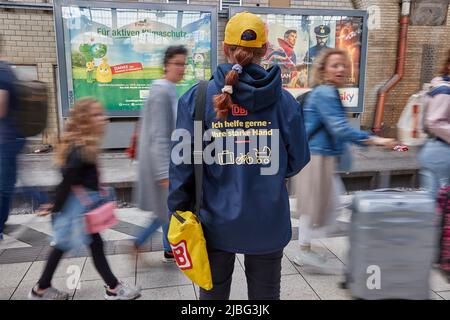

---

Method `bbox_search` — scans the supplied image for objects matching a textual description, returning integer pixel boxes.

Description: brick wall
[0,5,57,144]
[291,0,353,9]
[353,0,450,133]
[1,0,449,141]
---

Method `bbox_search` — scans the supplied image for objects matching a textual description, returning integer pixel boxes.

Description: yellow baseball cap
[224,12,266,48]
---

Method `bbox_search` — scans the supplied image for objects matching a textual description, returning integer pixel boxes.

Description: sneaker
[105,281,141,300]
[162,251,175,263]
[28,285,70,300]
[293,251,342,275]
[293,250,327,267]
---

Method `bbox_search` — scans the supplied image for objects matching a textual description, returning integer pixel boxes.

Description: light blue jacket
[304,84,369,156]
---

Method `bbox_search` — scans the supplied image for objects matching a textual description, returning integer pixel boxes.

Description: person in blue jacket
[293,48,395,273]
[168,12,310,300]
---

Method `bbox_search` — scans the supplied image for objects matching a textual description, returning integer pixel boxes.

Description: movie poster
[261,14,310,95]
[257,13,363,108]
[336,17,363,87]
[304,17,336,74]
[61,6,213,114]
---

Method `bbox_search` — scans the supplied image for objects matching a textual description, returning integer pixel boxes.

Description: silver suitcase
[346,190,437,300]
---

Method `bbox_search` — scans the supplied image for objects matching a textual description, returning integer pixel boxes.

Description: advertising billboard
[54,0,217,117]
[230,7,368,113]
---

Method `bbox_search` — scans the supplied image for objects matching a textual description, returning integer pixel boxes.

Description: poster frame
[229,6,369,113]
[53,0,218,117]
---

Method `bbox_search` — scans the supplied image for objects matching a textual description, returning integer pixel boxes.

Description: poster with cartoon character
[60,4,214,115]
[260,14,310,92]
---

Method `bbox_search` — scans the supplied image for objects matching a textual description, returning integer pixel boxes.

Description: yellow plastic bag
[168,210,213,290]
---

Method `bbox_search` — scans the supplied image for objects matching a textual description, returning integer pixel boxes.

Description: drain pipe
[372,0,411,135]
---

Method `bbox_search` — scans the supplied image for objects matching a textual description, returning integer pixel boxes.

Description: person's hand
[368,136,398,149]
[36,204,53,216]
[158,179,169,188]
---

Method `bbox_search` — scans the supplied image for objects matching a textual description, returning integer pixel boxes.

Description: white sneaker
[293,251,342,275]
[104,281,141,300]
[28,285,70,300]
[293,250,327,267]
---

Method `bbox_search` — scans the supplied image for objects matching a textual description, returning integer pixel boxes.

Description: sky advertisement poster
[260,13,364,108]
[61,5,213,114]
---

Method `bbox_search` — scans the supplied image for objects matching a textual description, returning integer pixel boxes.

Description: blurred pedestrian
[0,52,26,240]
[168,12,310,300]
[293,48,395,273]
[29,98,141,300]
[133,45,187,262]
[417,49,450,199]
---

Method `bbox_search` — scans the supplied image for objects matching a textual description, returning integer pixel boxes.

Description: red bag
[125,122,139,160]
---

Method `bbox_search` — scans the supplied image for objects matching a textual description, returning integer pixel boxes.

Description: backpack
[396,88,431,147]
[0,62,49,137]
[397,79,450,147]
[14,80,49,137]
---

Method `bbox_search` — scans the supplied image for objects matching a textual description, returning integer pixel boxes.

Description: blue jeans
[0,138,26,233]
[135,217,171,252]
[417,139,450,199]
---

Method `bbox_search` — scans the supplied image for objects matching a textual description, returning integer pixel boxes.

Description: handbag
[167,81,213,291]
[73,186,118,234]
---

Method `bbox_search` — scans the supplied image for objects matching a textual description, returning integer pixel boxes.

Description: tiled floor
[1,204,448,300]
[1,236,449,300]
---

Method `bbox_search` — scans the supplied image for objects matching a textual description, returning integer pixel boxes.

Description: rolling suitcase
[346,190,437,300]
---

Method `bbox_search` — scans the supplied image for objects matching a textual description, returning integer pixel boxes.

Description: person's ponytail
[213,46,257,120]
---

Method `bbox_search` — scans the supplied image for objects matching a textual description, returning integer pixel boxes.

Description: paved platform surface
[1,202,449,300]
[1,199,350,264]
[0,146,436,300]
[1,236,449,300]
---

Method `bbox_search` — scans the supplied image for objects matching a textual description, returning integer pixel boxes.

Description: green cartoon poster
[62,6,213,114]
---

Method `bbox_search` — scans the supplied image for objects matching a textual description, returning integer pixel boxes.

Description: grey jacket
[135,79,177,220]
